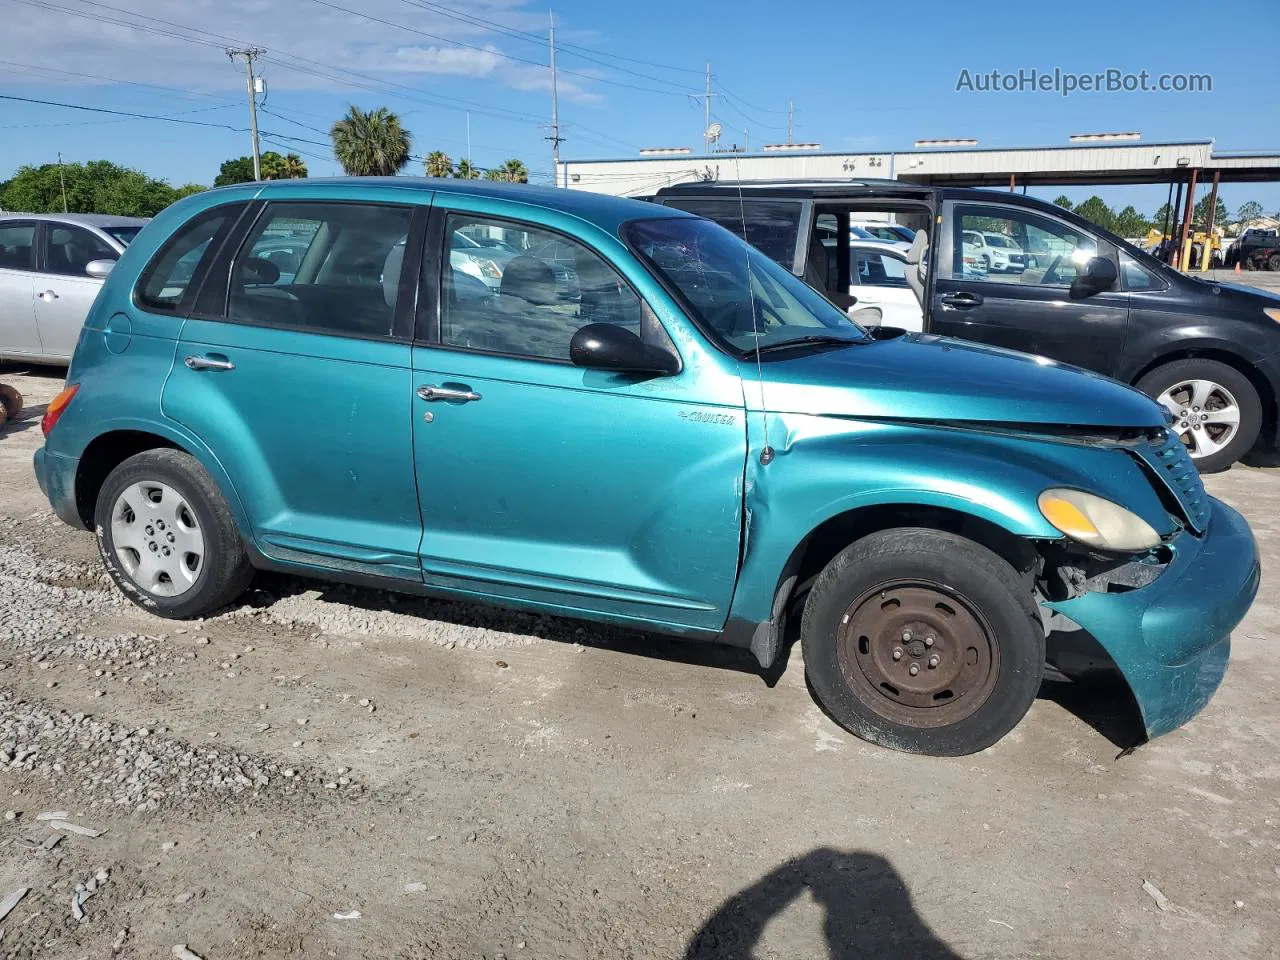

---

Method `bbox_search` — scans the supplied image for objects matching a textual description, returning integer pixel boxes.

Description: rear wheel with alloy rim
[802,528,1044,756]
[95,449,252,618]
[1137,359,1261,473]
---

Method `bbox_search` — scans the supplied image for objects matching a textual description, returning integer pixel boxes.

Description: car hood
[750,333,1165,429]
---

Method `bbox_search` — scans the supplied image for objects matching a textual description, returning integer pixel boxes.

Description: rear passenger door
[0,221,41,357]
[161,198,428,582]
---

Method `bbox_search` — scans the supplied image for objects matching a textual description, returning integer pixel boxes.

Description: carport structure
[559,138,1280,270]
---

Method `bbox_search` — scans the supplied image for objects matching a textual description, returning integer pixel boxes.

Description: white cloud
[1,0,604,104]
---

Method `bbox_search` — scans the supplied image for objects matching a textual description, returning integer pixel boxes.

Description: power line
[303,0,699,97]
[394,0,704,76]
[0,58,239,106]
[0,93,259,132]
[0,102,238,130]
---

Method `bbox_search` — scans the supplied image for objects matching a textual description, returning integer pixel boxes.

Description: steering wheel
[705,297,785,337]
[1039,255,1066,286]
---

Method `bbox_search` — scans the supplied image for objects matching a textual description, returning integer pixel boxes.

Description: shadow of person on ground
[685,849,964,960]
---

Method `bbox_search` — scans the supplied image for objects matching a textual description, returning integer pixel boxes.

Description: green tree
[454,158,480,180]
[484,159,529,183]
[213,156,256,187]
[174,184,208,200]
[424,151,453,178]
[0,161,180,217]
[1113,205,1150,238]
[257,151,309,180]
[1236,200,1264,228]
[1052,195,1074,212]
[1072,195,1116,233]
[1192,194,1228,230]
[330,105,412,176]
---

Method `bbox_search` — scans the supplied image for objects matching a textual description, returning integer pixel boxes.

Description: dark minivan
[655,181,1280,473]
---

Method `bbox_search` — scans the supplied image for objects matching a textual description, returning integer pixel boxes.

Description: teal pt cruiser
[34,179,1260,755]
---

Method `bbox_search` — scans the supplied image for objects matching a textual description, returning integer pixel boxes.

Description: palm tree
[454,158,480,180]
[330,106,412,176]
[282,153,308,179]
[258,151,288,180]
[484,159,529,183]
[424,151,453,178]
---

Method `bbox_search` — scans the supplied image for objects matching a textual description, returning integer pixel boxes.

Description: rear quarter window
[136,205,244,313]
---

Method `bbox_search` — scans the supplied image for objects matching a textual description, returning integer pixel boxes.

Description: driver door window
[950,205,1097,288]
[440,214,647,361]
[43,224,117,277]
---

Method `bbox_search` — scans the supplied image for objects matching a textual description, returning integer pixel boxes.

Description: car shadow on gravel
[1,402,49,436]
[246,572,794,687]
[684,849,964,959]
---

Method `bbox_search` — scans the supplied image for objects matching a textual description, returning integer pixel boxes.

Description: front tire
[94,449,252,618]
[801,528,1044,756]
[0,384,22,420]
[1137,359,1261,473]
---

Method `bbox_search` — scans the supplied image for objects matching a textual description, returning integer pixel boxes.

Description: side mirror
[85,259,115,279]
[569,323,679,375]
[1069,256,1118,299]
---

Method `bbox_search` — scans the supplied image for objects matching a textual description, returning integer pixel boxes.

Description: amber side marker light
[42,384,80,436]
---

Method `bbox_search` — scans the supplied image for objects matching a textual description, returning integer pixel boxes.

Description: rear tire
[1268,253,1280,272]
[1137,359,1261,473]
[94,449,252,618]
[801,528,1044,756]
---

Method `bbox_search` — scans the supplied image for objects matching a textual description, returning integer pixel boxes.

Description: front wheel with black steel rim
[94,449,253,618]
[801,528,1044,756]
[1137,358,1262,473]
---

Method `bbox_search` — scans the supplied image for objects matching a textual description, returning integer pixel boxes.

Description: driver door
[932,200,1129,375]
[410,204,746,631]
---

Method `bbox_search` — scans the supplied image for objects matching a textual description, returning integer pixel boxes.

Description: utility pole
[56,152,68,212]
[787,100,794,145]
[704,61,713,152]
[547,11,564,187]
[227,47,265,181]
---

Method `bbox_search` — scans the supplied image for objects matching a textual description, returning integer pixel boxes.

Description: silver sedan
[0,212,148,364]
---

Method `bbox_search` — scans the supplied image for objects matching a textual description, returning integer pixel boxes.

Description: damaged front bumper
[1046,496,1260,740]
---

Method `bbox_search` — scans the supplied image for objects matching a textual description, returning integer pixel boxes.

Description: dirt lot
[1,362,1277,960]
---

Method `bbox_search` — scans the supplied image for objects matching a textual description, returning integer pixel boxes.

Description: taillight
[42,384,80,436]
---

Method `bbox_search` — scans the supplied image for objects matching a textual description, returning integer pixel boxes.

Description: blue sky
[2,0,1278,217]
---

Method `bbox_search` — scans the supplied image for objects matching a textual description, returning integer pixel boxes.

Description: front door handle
[36,290,58,302]
[185,355,236,372]
[417,384,481,403]
[940,292,984,309]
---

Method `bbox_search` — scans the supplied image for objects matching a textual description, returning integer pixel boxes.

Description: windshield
[105,225,142,245]
[627,217,869,354]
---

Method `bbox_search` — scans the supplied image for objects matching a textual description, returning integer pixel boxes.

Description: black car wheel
[801,528,1043,756]
[95,449,253,618]
[1268,253,1280,272]
[1138,359,1262,473]
[0,384,22,420]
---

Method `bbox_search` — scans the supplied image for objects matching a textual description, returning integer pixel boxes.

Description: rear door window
[0,222,36,271]
[227,202,414,339]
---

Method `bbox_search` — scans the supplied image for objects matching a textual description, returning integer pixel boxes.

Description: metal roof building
[556,139,1280,197]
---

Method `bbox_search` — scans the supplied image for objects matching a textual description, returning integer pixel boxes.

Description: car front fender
[724,416,1172,665]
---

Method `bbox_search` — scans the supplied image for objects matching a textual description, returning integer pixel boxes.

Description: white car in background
[847,241,922,331]
[0,212,147,364]
[962,229,1026,274]
[850,220,916,251]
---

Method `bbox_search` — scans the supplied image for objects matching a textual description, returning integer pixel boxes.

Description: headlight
[1264,307,1280,324]
[1038,488,1161,552]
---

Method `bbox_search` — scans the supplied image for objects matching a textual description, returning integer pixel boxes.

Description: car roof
[241,177,692,233]
[655,178,935,201]
[0,212,150,228]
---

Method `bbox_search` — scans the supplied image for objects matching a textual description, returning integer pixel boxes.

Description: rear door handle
[185,355,235,372]
[939,292,984,308]
[36,290,58,302]
[418,384,481,402]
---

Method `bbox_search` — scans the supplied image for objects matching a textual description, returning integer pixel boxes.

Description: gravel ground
[1,362,1278,960]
